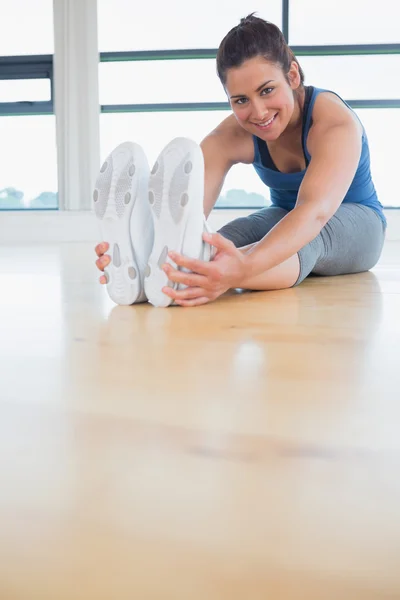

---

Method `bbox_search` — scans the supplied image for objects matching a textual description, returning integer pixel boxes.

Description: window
[98,0,399,211]
[98,1,282,52]
[0,0,54,56]
[0,0,57,210]
[289,0,400,45]
[0,117,58,209]
[0,79,51,103]
[99,59,227,105]
[301,55,400,100]
[357,109,400,208]
[98,0,282,208]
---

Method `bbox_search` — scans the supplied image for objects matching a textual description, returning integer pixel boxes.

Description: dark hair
[216,13,305,87]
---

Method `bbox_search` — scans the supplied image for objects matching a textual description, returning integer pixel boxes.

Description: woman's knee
[218,206,288,248]
[218,216,261,248]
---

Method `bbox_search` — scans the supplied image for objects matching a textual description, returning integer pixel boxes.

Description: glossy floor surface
[1,241,400,599]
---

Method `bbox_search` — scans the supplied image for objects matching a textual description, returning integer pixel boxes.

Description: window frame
[0,54,53,116]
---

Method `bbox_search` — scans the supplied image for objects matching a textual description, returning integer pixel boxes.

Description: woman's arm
[241,98,363,282]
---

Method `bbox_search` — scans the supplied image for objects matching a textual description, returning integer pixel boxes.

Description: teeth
[257,115,275,126]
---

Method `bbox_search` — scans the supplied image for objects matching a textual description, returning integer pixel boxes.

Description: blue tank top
[252,86,386,226]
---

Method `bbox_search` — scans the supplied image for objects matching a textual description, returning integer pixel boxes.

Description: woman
[94,14,386,307]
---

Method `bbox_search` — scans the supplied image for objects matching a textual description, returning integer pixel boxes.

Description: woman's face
[224,55,302,141]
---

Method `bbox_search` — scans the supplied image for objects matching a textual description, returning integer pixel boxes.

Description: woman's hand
[162,232,247,307]
[94,242,111,284]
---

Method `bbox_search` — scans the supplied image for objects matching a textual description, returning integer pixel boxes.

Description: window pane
[289,0,400,45]
[98,1,282,51]
[100,60,226,105]
[300,55,400,100]
[0,79,51,103]
[100,112,270,208]
[0,116,58,209]
[356,108,399,208]
[0,0,54,56]
[100,54,400,107]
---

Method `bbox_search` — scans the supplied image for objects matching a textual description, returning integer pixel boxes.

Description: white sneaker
[144,137,213,308]
[93,142,154,305]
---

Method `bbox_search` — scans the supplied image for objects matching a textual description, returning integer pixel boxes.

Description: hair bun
[240,12,256,25]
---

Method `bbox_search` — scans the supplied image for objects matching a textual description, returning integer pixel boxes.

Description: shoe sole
[93,142,149,305]
[144,138,205,308]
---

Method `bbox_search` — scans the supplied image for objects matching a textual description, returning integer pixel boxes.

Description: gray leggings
[218,203,386,286]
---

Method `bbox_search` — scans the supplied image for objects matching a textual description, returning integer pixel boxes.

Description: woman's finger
[174,296,211,307]
[162,286,208,301]
[167,252,211,276]
[163,265,208,288]
[95,255,111,271]
[95,242,109,258]
[203,232,235,252]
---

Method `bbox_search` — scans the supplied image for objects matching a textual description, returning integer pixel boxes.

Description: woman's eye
[234,89,273,105]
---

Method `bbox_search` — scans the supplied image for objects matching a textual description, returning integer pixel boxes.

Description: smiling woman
[94,14,387,308]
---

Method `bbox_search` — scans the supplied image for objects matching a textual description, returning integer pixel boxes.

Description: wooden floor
[1,241,400,600]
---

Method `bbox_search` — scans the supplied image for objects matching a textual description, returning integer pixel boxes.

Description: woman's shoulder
[204,114,255,164]
[307,87,364,154]
[311,88,362,130]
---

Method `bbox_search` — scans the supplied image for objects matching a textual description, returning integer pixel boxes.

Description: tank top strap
[302,86,328,163]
